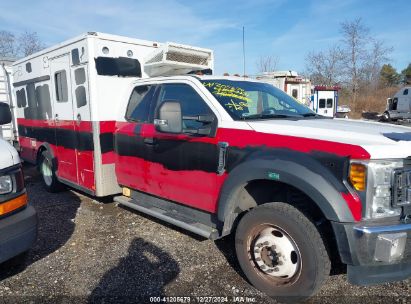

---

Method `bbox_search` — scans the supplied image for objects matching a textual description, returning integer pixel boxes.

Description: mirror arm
[183,127,211,136]
[182,115,215,123]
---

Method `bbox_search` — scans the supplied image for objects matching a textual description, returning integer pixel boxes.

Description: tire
[382,112,391,122]
[1,251,28,269]
[39,150,64,192]
[235,202,330,302]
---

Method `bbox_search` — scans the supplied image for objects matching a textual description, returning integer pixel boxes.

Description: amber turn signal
[349,163,367,191]
[122,187,131,197]
[0,193,28,216]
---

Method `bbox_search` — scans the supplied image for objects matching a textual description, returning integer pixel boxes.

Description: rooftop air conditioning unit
[144,42,214,77]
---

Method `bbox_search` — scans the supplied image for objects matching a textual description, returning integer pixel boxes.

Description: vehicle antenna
[242,26,246,78]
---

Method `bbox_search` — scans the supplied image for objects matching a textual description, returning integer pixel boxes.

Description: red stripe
[17,118,93,132]
[100,120,116,133]
[115,122,370,159]
[217,128,370,160]
[18,119,370,160]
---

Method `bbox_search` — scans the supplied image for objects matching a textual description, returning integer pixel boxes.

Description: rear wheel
[39,150,64,192]
[235,202,330,302]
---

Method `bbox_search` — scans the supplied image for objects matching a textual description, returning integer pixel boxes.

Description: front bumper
[333,220,411,285]
[0,205,37,264]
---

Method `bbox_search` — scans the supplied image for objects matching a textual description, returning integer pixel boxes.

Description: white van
[384,86,411,121]
[0,102,37,264]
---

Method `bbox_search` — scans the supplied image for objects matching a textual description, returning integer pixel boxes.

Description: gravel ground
[0,165,410,303]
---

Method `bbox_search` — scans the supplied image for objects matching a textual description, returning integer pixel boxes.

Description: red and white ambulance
[12,33,411,301]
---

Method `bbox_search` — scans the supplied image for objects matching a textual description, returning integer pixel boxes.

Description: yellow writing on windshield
[225,99,250,111]
[204,82,251,103]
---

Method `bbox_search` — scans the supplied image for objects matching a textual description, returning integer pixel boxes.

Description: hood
[0,138,19,169]
[247,118,411,159]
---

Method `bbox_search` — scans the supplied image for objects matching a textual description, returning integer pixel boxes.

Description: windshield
[200,79,316,120]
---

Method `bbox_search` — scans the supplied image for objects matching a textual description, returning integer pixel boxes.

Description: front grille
[392,169,411,207]
[404,156,411,167]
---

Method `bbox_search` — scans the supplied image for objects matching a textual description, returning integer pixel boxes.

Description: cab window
[126,85,156,122]
[156,83,212,130]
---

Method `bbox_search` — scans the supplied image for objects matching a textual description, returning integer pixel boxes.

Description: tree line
[304,18,409,111]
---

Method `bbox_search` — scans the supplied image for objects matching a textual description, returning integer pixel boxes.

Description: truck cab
[113,75,411,301]
[384,86,411,121]
[0,102,37,265]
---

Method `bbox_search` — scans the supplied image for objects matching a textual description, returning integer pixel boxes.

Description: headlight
[362,160,403,219]
[0,175,13,194]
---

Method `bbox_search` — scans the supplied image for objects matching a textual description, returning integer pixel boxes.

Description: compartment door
[49,54,78,184]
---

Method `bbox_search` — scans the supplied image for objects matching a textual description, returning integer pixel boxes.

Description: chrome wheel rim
[248,224,302,284]
[41,157,53,186]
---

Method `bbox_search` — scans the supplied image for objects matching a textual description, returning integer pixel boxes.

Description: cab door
[144,83,220,212]
[49,54,78,184]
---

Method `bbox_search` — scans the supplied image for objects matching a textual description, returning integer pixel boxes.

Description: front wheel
[39,150,64,192]
[235,202,330,302]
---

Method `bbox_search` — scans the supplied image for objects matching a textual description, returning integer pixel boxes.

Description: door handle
[143,137,156,145]
[55,114,59,122]
[76,114,81,125]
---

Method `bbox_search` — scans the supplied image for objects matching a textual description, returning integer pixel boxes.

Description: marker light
[349,163,366,191]
[0,193,27,216]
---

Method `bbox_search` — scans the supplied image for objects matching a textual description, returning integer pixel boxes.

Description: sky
[1,0,410,76]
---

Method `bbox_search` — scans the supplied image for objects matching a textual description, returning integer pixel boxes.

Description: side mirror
[0,102,12,125]
[155,101,182,133]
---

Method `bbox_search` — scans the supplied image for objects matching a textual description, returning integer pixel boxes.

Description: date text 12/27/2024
[149,296,257,303]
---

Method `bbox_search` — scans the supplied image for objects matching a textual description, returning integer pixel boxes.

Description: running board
[114,195,219,240]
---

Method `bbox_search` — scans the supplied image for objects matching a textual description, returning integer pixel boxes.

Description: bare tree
[305,45,343,86]
[18,31,45,57]
[362,39,393,87]
[256,55,278,73]
[0,30,45,58]
[0,31,17,57]
[339,18,370,108]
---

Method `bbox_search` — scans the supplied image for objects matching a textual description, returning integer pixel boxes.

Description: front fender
[217,150,356,235]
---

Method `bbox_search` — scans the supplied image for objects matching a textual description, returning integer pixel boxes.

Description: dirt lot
[0,165,410,303]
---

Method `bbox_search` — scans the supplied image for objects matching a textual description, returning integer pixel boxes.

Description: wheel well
[236,179,324,220]
[232,179,344,274]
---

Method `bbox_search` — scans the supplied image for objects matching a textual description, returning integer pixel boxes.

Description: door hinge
[217,142,229,175]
